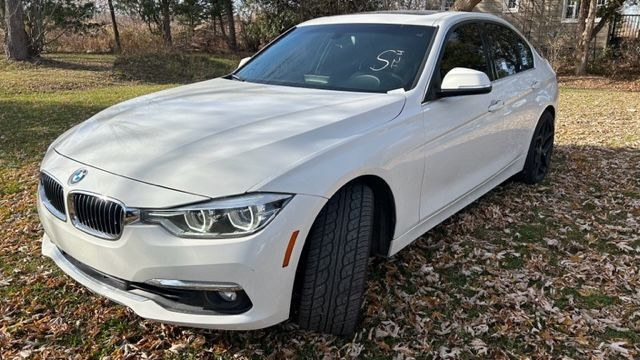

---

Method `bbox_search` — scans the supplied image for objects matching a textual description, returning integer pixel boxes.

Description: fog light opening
[218,291,238,302]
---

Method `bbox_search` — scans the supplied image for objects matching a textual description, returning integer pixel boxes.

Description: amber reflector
[282,230,300,268]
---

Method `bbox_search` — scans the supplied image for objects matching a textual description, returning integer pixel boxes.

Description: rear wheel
[295,182,374,336]
[517,111,555,184]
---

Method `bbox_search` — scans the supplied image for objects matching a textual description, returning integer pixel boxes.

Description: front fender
[252,110,425,239]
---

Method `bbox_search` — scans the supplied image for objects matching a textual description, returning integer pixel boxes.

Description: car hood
[54,78,406,199]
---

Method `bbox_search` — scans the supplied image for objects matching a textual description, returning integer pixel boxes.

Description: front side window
[485,23,534,79]
[439,23,491,81]
[235,24,437,93]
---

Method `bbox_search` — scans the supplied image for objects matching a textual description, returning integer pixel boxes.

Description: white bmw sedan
[39,11,557,336]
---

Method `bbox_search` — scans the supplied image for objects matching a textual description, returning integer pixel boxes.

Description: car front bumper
[39,152,327,330]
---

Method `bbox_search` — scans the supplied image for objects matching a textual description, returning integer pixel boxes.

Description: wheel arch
[543,105,555,120]
[299,174,397,259]
[349,175,397,257]
[526,104,556,144]
[289,174,396,319]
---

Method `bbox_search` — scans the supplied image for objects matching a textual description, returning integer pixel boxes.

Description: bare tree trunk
[26,0,45,56]
[224,0,236,50]
[575,0,589,44]
[107,0,121,53]
[160,0,171,47]
[4,0,28,60]
[537,0,547,47]
[217,14,226,39]
[576,0,597,75]
[1,0,6,30]
[452,0,482,11]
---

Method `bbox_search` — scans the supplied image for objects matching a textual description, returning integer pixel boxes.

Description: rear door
[483,22,541,158]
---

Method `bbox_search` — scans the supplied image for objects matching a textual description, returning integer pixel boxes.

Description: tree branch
[452,0,482,11]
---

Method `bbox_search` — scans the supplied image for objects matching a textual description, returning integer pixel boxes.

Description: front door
[419,22,516,220]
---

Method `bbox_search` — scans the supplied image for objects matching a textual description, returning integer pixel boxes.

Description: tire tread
[296,183,373,336]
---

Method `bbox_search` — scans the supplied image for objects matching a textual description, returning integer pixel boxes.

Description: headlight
[140,193,292,238]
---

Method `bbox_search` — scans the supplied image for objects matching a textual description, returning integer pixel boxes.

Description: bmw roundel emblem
[69,168,88,185]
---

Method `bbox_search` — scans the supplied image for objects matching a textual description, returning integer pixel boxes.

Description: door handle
[488,99,505,112]
[530,80,541,89]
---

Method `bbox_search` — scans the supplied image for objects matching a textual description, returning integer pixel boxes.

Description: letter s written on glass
[370,50,405,72]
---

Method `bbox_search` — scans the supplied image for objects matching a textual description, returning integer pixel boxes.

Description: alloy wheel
[532,117,554,180]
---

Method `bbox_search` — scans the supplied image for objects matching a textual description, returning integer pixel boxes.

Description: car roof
[298,11,507,28]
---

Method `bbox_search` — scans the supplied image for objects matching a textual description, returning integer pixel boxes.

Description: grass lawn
[1,53,639,359]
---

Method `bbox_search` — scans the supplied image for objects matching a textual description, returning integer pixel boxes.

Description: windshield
[234,24,436,93]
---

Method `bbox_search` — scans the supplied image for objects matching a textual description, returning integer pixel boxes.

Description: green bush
[113,52,238,84]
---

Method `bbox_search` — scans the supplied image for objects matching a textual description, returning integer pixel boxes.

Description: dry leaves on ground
[1,59,639,358]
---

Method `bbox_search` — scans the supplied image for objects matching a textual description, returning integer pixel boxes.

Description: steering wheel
[385,72,406,88]
[347,74,381,90]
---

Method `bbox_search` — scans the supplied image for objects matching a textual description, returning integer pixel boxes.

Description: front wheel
[517,111,555,184]
[295,182,374,336]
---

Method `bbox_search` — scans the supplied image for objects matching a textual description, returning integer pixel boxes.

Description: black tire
[517,111,555,184]
[295,182,374,336]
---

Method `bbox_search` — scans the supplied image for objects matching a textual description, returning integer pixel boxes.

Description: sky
[622,0,640,14]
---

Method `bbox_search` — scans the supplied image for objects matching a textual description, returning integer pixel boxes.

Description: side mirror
[438,67,492,97]
[237,57,251,69]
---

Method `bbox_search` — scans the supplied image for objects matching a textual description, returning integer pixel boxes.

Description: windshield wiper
[230,74,245,82]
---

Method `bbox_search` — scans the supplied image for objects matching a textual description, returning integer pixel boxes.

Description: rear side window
[485,23,534,79]
[439,23,491,81]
